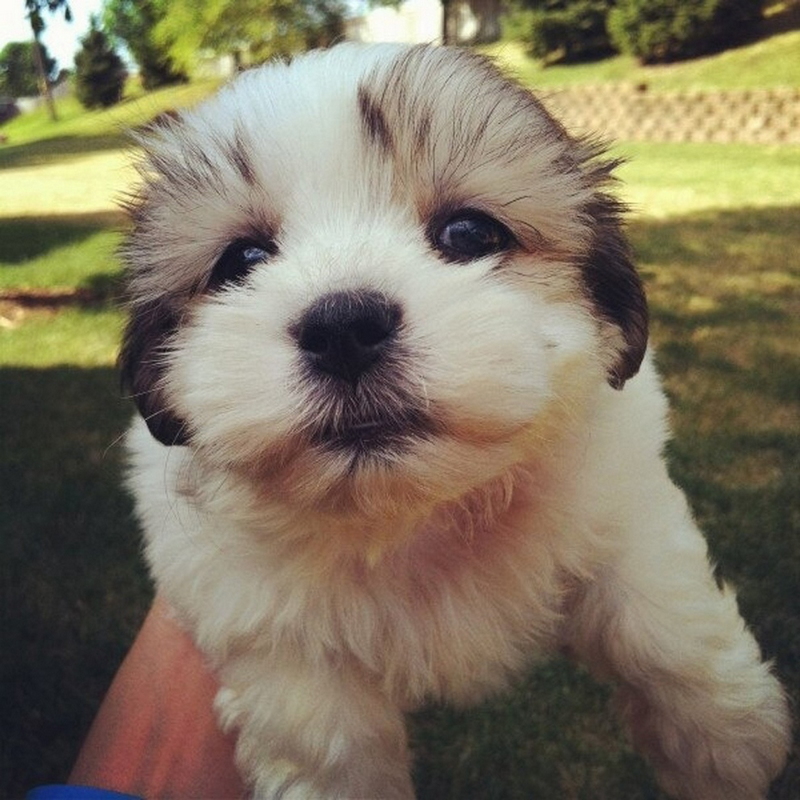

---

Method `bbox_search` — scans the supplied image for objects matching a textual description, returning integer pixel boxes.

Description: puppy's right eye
[207,238,276,292]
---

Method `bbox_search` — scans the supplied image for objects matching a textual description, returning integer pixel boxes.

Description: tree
[74,17,127,108]
[442,0,456,44]
[102,0,187,90]
[0,40,56,97]
[24,0,71,120]
[154,0,347,71]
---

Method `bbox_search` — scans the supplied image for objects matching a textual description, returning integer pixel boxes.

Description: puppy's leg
[215,654,414,800]
[566,481,791,800]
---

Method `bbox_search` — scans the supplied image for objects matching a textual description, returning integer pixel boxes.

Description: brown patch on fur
[357,84,394,155]
[226,129,258,187]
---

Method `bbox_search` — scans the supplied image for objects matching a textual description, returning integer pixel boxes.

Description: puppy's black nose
[295,290,402,383]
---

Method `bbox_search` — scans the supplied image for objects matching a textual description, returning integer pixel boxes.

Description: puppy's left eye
[432,211,513,262]
[207,238,276,292]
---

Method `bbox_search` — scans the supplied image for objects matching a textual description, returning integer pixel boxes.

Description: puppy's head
[121,44,647,514]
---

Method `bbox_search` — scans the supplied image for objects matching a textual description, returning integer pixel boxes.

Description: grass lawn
[0,78,222,163]
[483,22,800,91]
[2,54,799,798]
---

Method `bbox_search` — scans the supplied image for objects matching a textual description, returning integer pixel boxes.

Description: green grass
[0,78,222,169]
[412,660,660,799]
[1,78,222,148]
[0,217,124,291]
[484,28,800,91]
[1,366,149,793]
[0,307,125,367]
[616,142,800,215]
[2,53,799,799]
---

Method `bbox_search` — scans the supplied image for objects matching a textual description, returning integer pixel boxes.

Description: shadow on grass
[0,366,150,796]
[0,132,130,170]
[629,205,800,410]
[664,426,800,800]
[0,213,128,267]
[657,338,800,407]
[0,213,128,302]
[417,205,800,799]
[411,660,663,800]
[630,204,800,269]
[413,425,800,799]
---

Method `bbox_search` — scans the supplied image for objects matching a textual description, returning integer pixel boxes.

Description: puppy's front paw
[250,761,321,800]
[215,669,415,800]
[248,758,415,800]
[622,667,790,800]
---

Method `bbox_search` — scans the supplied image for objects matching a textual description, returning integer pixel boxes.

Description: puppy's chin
[240,435,511,519]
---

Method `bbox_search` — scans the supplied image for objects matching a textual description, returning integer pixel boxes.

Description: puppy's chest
[242,518,567,699]
[154,476,579,699]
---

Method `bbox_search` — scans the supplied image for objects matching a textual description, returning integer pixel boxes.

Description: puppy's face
[121,44,647,514]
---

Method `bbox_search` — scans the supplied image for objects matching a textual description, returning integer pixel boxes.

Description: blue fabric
[27,786,144,800]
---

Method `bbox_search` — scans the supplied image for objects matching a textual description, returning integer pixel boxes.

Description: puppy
[120,43,790,799]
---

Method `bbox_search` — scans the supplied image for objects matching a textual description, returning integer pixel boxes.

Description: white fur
[123,44,790,799]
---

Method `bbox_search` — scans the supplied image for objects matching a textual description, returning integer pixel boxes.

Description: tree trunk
[30,29,57,122]
[462,0,502,45]
[441,0,453,46]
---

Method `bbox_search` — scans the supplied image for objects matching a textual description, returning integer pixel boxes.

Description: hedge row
[510,0,764,65]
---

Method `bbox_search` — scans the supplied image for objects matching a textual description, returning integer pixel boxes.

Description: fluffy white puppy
[120,43,790,799]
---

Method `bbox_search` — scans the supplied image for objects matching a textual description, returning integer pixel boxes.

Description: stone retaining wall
[539,85,800,144]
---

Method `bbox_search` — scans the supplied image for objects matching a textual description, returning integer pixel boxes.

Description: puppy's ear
[581,195,649,389]
[119,299,189,446]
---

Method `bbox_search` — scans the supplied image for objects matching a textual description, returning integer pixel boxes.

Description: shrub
[608,0,764,64]
[74,18,127,109]
[528,0,616,62]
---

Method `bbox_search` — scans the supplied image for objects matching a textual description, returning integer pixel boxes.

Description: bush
[506,1,616,62]
[526,0,617,63]
[608,0,764,64]
[74,18,127,109]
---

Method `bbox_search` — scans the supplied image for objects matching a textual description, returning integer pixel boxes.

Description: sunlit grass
[0,218,124,290]
[616,142,800,216]
[0,152,137,216]
[0,78,222,152]
[0,306,124,367]
[484,29,800,91]
[0,79,223,216]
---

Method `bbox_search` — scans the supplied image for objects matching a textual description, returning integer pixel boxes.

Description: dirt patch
[0,287,107,329]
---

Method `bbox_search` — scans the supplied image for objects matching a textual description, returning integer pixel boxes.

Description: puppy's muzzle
[291,290,435,455]
[294,290,402,385]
